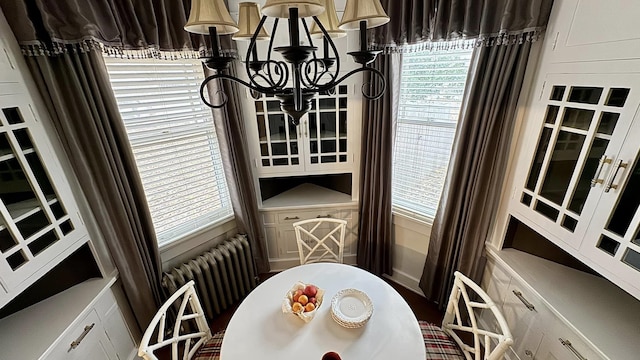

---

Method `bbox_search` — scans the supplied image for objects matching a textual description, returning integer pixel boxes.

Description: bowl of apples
[282,282,324,323]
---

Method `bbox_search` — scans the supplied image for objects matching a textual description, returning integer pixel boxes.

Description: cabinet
[0,277,136,360]
[543,0,640,64]
[509,70,640,298]
[480,249,640,360]
[260,183,358,271]
[248,79,362,177]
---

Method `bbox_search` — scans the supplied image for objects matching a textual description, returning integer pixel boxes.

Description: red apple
[309,297,317,304]
[304,284,318,297]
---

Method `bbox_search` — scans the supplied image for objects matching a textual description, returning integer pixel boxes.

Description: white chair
[293,218,347,264]
[421,271,513,360]
[139,280,221,360]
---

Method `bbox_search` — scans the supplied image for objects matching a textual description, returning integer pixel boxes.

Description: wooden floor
[156,272,443,359]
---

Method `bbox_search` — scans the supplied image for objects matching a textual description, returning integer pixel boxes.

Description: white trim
[159,215,236,262]
[392,206,434,227]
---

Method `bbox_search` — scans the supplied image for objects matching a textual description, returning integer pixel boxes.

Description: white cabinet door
[510,73,640,250]
[580,115,640,299]
[0,92,87,293]
[247,82,361,177]
[48,310,118,360]
[543,0,640,64]
[0,11,20,84]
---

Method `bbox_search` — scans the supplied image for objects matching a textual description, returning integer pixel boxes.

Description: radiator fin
[161,234,257,320]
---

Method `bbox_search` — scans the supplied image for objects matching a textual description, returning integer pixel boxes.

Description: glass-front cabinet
[510,72,640,298]
[0,93,86,292]
[251,84,356,176]
[512,73,638,249]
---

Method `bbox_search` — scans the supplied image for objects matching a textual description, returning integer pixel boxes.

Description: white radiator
[162,234,257,319]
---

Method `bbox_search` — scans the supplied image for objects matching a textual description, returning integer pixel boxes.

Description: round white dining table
[221,263,426,360]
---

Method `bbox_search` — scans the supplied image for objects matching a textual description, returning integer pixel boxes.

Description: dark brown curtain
[205,63,270,274]
[0,0,209,54]
[357,54,401,275]
[432,0,554,44]
[26,49,163,331]
[419,41,533,307]
[370,0,437,52]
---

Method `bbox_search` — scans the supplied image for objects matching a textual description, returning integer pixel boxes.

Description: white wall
[389,214,431,295]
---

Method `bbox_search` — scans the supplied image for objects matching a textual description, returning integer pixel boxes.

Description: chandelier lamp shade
[184,0,390,125]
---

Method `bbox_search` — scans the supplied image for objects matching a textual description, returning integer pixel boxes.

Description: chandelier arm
[312,16,341,81]
[245,15,270,89]
[316,66,387,100]
[303,59,331,87]
[265,18,281,89]
[300,18,319,85]
[199,73,280,108]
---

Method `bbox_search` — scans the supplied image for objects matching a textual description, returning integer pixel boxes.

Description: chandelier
[184,0,390,125]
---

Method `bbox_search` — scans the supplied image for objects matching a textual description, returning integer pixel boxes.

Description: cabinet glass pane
[605,88,630,107]
[562,216,578,232]
[16,210,49,239]
[339,139,347,152]
[309,113,317,138]
[273,158,288,166]
[2,108,25,125]
[0,132,10,157]
[319,98,335,110]
[271,143,287,156]
[526,128,553,191]
[622,248,640,271]
[544,106,560,124]
[27,229,59,256]
[266,100,280,112]
[550,86,565,101]
[319,113,336,139]
[540,131,586,205]
[0,158,38,219]
[0,228,17,253]
[257,115,266,140]
[568,87,603,105]
[13,129,33,150]
[606,157,640,237]
[339,112,347,136]
[568,137,609,214]
[268,114,286,140]
[561,108,595,130]
[25,152,55,198]
[321,156,336,163]
[338,85,348,95]
[534,201,559,221]
[597,113,619,136]
[7,250,27,270]
[321,140,336,153]
[597,235,620,256]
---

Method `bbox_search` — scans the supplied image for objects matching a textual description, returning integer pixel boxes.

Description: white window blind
[104,57,233,246]
[393,46,473,219]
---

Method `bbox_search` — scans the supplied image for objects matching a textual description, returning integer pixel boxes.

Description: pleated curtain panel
[358,0,552,296]
[0,0,269,331]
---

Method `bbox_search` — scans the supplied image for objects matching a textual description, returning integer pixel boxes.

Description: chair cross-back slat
[293,218,347,264]
[441,272,513,360]
[139,280,212,360]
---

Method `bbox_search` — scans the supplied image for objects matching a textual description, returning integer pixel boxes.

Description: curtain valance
[0,0,235,58]
[371,0,554,53]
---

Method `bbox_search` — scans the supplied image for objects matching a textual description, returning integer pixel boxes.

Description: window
[104,57,233,246]
[392,45,473,219]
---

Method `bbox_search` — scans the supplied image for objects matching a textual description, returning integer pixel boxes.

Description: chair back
[293,218,347,264]
[138,280,211,360]
[441,272,513,360]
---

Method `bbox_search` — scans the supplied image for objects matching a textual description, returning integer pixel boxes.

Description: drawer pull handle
[69,323,95,351]
[590,155,612,187]
[512,290,536,311]
[316,214,333,218]
[284,216,300,220]
[604,159,628,192]
[559,338,588,360]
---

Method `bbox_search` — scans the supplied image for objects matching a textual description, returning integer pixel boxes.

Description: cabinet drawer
[481,259,512,307]
[277,209,338,224]
[548,322,605,360]
[47,309,115,360]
